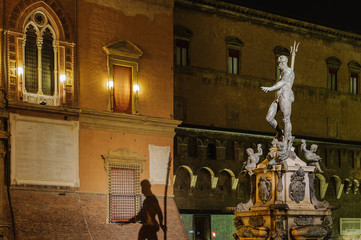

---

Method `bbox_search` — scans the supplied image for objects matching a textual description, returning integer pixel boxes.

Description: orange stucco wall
[79,128,174,196]
[77,0,174,119]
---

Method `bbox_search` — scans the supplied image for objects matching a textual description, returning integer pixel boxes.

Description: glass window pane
[25,25,38,93]
[41,28,54,95]
[233,57,238,74]
[176,47,181,65]
[181,47,187,66]
[228,57,232,73]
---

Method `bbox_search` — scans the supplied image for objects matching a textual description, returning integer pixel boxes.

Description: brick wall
[8,189,188,240]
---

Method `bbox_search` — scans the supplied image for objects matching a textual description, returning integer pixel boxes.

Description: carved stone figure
[289,167,306,203]
[244,144,262,176]
[276,136,295,170]
[261,55,295,144]
[258,176,272,204]
[301,139,323,173]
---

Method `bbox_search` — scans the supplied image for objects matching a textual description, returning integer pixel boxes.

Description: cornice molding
[175,0,361,45]
[80,109,181,138]
[8,101,80,116]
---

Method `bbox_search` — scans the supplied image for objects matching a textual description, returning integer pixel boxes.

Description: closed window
[348,61,361,94]
[104,40,143,114]
[228,49,239,75]
[225,36,243,75]
[113,65,132,113]
[176,39,189,66]
[326,57,341,91]
[109,167,141,223]
[350,72,359,94]
[328,68,337,91]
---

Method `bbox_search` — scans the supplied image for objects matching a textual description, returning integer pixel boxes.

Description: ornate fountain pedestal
[234,149,332,240]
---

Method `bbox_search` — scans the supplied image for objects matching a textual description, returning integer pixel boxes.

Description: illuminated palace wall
[173,0,361,239]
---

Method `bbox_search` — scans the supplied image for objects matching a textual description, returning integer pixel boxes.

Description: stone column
[53,41,59,98]
[37,37,43,95]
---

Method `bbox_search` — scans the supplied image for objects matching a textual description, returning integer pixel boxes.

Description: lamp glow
[107,80,113,89]
[60,74,66,83]
[133,84,140,93]
[18,66,24,76]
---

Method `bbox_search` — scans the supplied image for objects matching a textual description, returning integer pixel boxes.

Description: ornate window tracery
[6,4,75,107]
[21,11,59,105]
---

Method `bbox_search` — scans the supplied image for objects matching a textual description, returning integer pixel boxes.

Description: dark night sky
[220,1,361,35]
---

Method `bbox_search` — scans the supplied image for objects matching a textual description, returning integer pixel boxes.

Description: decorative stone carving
[249,216,265,227]
[258,176,272,204]
[289,167,306,203]
[301,139,323,173]
[291,225,328,239]
[294,216,315,226]
[233,216,269,240]
[236,198,253,211]
[271,215,287,240]
[244,144,262,176]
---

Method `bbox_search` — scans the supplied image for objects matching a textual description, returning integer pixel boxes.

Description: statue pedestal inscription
[10,114,79,187]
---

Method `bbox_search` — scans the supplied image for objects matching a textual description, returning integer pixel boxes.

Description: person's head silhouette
[141,179,152,196]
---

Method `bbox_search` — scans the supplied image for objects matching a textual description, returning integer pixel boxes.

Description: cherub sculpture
[301,139,323,173]
[244,144,263,176]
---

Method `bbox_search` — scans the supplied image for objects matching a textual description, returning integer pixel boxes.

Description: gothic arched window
[22,10,60,105]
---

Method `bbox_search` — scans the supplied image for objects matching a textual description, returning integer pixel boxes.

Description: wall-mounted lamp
[60,74,66,105]
[18,66,24,76]
[18,66,24,100]
[60,74,66,83]
[107,80,114,89]
[133,84,140,93]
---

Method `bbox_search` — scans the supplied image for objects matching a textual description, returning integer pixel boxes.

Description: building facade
[173,0,361,239]
[0,0,188,239]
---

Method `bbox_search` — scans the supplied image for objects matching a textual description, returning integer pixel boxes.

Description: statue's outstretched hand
[261,86,271,92]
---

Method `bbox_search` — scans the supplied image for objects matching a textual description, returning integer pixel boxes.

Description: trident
[290,41,300,71]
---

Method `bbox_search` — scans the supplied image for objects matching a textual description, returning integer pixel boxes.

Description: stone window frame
[348,60,361,94]
[225,36,243,75]
[174,25,193,67]
[102,148,146,224]
[274,46,290,79]
[103,40,143,114]
[6,3,75,107]
[326,57,341,91]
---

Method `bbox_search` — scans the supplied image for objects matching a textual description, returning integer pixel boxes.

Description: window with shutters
[348,61,361,94]
[174,25,193,67]
[326,57,341,91]
[225,36,243,75]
